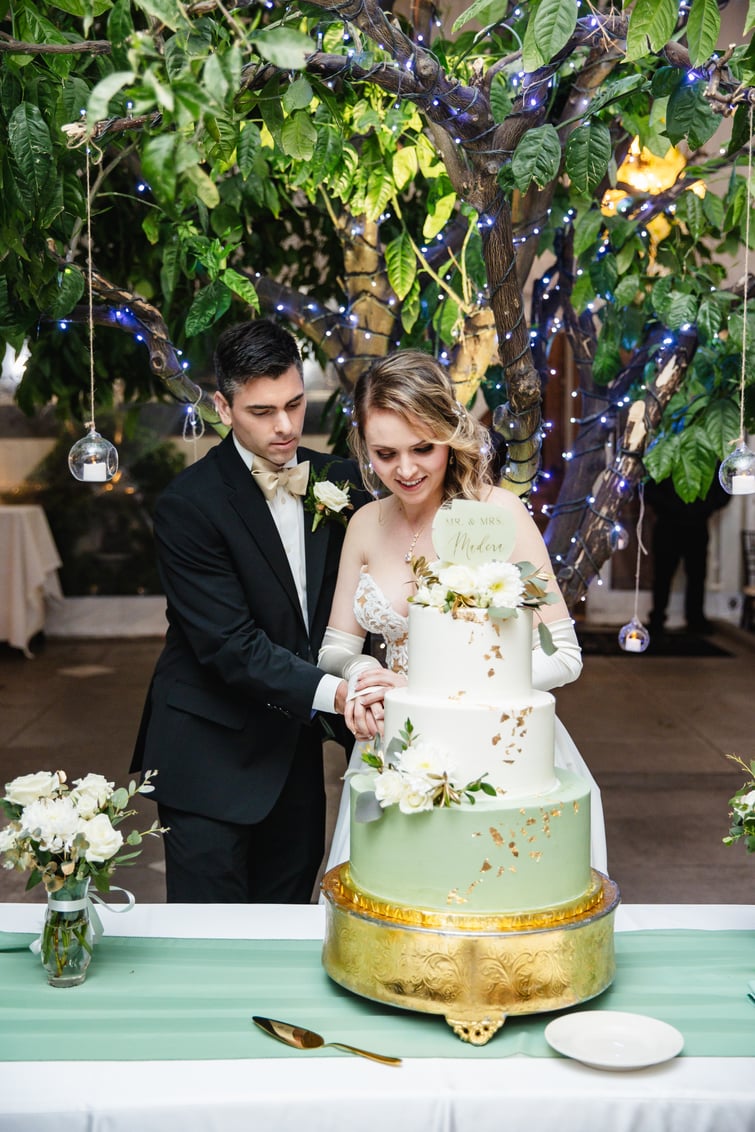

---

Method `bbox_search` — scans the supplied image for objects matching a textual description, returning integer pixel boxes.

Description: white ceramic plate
[544,1011,684,1070]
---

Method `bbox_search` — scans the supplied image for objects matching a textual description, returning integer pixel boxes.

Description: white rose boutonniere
[305,463,354,532]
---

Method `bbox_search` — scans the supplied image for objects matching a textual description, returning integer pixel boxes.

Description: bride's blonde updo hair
[350,349,493,500]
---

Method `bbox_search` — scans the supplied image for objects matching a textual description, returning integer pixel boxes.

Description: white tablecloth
[0,903,753,1132]
[0,505,62,656]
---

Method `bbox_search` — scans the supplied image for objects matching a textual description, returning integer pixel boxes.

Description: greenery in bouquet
[723,754,755,854]
[409,556,558,653]
[359,719,496,817]
[0,768,166,895]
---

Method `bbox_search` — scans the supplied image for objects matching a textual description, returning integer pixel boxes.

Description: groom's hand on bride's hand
[346,698,383,741]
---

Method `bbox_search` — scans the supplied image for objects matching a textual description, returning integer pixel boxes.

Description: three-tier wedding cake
[322,501,618,1044]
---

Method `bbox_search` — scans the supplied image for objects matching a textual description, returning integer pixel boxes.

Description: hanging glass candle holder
[618,617,650,653]
[609,522,629,551]
[68,428,119,483]
[718,444,755,496]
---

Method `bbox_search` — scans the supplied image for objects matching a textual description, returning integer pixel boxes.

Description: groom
[131,318,364,903]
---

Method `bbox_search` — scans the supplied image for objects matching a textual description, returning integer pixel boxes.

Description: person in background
[131,319,365,903]
[316,349,607,875]
[646,473,729,636]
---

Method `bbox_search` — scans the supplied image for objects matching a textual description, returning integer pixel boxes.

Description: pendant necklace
[405,525,424,563]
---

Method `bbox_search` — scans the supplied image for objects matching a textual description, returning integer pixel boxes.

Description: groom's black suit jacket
[131,433,362,826]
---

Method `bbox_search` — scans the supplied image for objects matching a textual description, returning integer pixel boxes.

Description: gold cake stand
[321,865,620,1045]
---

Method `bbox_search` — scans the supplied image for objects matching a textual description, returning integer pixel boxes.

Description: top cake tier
[406,603,534,700]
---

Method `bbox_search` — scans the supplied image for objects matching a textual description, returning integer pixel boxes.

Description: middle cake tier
[383,687,557,796]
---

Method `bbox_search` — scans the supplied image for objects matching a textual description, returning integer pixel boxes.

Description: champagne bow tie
[251,458,310,501]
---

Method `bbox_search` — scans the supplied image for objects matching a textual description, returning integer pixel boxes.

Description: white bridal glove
[318,626,383,701]
[531,617,583,691]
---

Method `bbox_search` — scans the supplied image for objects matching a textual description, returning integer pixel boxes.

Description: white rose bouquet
[358,719,496,818]
[0,768,165,895]
[304,463,354,532]
[723,754,755,854]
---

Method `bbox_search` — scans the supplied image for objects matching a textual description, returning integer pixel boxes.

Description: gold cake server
[252,1015,401,1066]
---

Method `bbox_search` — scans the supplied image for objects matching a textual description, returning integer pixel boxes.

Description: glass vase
[41,876,94,987]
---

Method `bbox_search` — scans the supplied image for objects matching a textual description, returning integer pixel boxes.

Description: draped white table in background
[1,902,753,1132]
[0,505,62,656]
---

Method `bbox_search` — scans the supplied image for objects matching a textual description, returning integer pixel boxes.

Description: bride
[318,350,607,875]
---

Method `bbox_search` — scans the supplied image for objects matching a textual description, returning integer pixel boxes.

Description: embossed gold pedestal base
[321,866,620,1045]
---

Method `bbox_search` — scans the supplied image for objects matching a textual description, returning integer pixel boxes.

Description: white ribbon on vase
[29,885,136,955]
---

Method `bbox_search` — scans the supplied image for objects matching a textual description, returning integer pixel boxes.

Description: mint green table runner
[0,929,752,1062]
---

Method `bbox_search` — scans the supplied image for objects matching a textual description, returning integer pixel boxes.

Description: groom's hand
[334,679,349,715]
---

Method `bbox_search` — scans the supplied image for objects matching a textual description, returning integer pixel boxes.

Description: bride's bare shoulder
[480,484,528,513]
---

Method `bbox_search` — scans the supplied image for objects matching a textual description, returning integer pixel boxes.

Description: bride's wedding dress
[324,569,608,877]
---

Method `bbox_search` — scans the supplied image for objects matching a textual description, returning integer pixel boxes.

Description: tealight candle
[82,462,108,482]
[731,474,755,495]
[624,634,643,652]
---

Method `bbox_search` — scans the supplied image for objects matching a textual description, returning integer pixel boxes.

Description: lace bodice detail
[354,568,409,675]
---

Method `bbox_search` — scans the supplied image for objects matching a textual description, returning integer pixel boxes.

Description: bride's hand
[346,698,383,741]
[352,668,407,697]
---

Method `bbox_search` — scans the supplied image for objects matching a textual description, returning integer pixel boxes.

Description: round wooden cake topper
[431,500,517,564]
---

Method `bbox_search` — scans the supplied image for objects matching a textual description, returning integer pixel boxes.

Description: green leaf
[184,164,220,209]
[401,277,421,333]
[589,253,618,299]
[678,189,706,240]
[666,81,720,149]
[665,291,698,329]
[385,231,416,300]
[433,293,461,344]
[422,190,456,240]
[696,296,723,344]
[701,398,740,456]
[538,620,556,656]
[511,125,562,193]
[185,279,232,337]
[489,72,514,124]
[86,71,135,124]
[522,0,577,70]
[283,77,313,113]
[142,134,177,204]
[565,122,612,195]
[625,0,677,60]
[583,74,648,117]
[364,168,394,222]
[253,27,313,70]
[8,103,53,205]
[672,426,716,501]
[47,265,85,319]
[237,122,261,180]
[573,208,605,258]
[280,111,317,160]
[392,145,418,191]
[203,53,229,103]
[451,0,501,34]
[221,267,260,312]
[645,431,679,483]
[613,274,642,307]
[686,0,720,67]
[133,0,184,30]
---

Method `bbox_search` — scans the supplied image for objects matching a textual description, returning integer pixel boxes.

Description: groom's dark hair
[214,319,303,403]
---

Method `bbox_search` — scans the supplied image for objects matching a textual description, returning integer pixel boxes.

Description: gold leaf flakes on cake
[487,668,495,678]
[573,800,580,813]
[449,690,467,701]
[489,827,504,846]
[484,645,502,661]
[500,712,511,723]
[530,850,543,862]
[508,841,519,858]
[446,888,466,905]
[526,817,537,826]
[550,808,562,818]
[491,734,501,746]
[480,859,492,873]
